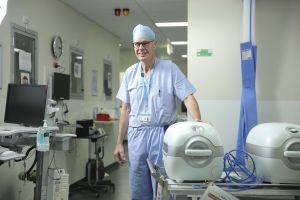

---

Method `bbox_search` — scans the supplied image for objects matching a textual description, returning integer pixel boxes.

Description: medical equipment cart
[147,159,300,200]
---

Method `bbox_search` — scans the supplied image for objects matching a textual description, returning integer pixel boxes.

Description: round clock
[52,35,63,59]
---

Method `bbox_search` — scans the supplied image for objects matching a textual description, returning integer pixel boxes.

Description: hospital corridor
[1,0,300,200]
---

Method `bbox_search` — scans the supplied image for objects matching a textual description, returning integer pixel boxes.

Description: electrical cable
[191,150,262,191]
[25,153,37,178]
[16,146,37,181]
[222,150,257,183]
[219,149,262,191]
[47,147,61,181]
[15,145,36,162]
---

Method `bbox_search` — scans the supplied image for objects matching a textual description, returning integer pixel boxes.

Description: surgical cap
[132,24,155,42]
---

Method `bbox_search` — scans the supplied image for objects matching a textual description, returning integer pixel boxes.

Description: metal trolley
[147,159,300,200]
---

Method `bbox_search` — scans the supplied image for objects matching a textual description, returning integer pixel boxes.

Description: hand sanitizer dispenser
[36,120,50,151]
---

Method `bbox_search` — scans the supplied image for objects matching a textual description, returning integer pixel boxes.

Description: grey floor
[69,163,130,200]
[68,163,189,200]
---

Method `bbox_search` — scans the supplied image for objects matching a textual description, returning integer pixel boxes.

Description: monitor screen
[52,72,70,100]
[4,84,48,127]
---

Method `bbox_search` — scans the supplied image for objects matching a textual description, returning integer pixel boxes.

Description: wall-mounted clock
[52,35,63,59]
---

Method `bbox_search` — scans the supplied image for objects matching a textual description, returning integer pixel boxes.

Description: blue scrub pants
[127,126,165,200]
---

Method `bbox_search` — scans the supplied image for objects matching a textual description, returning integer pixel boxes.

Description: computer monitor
[4,84,48,127]
[52,72,70,100]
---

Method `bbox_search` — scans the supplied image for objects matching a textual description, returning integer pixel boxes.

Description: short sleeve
[172,63,196,101]
[116,72,130,103]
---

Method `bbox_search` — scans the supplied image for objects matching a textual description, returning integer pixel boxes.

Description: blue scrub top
[116,59,196,127]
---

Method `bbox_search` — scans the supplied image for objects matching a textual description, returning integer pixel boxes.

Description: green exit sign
[197,49,213,57]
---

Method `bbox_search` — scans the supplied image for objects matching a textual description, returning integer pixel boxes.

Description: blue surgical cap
[132,24,155,42]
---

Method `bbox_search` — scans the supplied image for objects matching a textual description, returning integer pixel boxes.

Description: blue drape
[236,41,257,159]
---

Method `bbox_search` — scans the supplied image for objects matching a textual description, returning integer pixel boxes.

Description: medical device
[246,122,300,183]
[163,121,224,182]
[47,168,69,200]
[47,100,60,116]
[4,84,48,127]
[52,72,70,100]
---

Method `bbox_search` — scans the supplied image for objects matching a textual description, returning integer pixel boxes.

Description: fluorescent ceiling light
[171,41,188,45]
[167,43,173,55]
[155,22,188,27]
[181,55,187,58]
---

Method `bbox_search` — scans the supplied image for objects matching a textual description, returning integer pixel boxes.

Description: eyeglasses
[133,41,153,49]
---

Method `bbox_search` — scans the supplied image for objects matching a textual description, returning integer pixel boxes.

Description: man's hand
[114,143,127,166]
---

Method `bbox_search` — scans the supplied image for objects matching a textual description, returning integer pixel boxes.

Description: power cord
[222,150,258,184]
[16,145,37,182]
[191,150,262,192]
[220,150,262,191]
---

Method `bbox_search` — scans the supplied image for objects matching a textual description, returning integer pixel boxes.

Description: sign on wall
[197,49,213,57]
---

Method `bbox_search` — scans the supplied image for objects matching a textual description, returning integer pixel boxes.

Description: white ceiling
[60,0,187,62]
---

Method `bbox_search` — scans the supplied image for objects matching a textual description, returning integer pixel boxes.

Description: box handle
[284,151,300,158]
[185,149,212,157]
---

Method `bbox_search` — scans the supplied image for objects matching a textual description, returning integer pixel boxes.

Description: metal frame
[70,46,84,99]
[10,23,38,84]
[147,159,300,200]
[103,59,112,100]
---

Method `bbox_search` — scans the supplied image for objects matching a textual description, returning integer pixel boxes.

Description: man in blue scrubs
[114,24,202,200]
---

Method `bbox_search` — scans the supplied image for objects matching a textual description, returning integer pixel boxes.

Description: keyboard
[0,125,59,136]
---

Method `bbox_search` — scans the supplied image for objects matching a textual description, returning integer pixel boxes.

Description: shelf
[94,119,119,125]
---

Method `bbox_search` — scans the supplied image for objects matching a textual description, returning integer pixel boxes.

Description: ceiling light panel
[155,22,188,27]
[171,41,188,45]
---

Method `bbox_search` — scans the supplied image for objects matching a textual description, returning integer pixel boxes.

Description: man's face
[133,39,156,62]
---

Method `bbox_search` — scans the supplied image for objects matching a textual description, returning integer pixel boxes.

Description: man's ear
[153,41,157,49]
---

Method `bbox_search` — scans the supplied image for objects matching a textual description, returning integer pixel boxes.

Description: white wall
[188,0,300,151]
[0,0,120,199]
[120,49,137,72]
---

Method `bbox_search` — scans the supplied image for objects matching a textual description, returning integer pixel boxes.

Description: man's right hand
[114,143,127,166]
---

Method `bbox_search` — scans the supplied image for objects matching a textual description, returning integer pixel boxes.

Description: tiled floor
[69,163,188,200]
[69,164,130,200]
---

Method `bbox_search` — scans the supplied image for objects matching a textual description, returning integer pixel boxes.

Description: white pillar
[242,0,255,45]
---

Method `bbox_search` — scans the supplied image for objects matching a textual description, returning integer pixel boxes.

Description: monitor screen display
[52,72,70,100]
[4,84,48,127]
